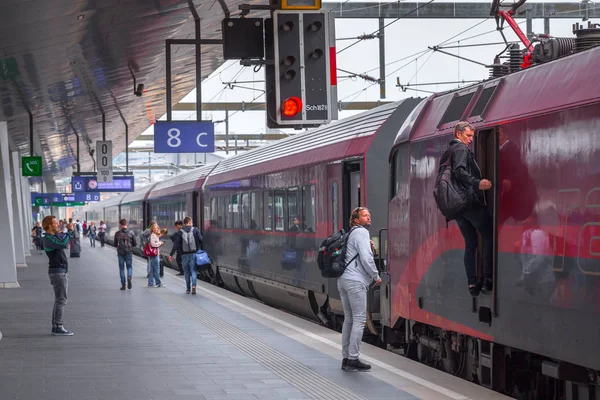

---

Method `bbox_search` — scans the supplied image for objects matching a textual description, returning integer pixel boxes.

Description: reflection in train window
[287,187,300,231]
[274,190,285,231]
[232,194,240,229]
[210,198,217,226]
[302,185,315,233]
[241,193,250,229]
[264,191,273,231]
[225,196,233,229]
[217,197,226,228]
[251,192,262,230]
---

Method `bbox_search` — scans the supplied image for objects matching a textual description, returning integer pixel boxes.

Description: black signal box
[222,18,264,60]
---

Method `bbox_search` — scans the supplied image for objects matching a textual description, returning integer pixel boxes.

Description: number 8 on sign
[167,128,181,147]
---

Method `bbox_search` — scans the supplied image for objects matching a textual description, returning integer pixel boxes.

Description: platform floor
[0,241,513,400]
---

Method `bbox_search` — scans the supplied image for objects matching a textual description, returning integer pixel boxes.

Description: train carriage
[202,98,421,324]
[386,45,600,397]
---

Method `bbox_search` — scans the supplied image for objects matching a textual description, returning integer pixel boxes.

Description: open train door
[474,127,500,322]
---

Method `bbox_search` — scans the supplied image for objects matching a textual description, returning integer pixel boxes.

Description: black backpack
[116,230,133,255]
[433,149,472,220]
[317,227,359,278]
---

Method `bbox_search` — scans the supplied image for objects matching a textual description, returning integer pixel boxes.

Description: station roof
[0,0,242,182]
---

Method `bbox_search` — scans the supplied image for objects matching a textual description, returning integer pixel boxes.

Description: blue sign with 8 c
[153,121,215,153]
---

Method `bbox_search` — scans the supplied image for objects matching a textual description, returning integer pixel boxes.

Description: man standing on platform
[114,219,137,290]
[169,220,185,276]
[42,215,74,336]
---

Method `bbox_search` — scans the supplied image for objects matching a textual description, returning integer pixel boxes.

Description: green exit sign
[52,202,85,207]
[34,197,43,206]
[0,57,19,81]
[22,156,42,176]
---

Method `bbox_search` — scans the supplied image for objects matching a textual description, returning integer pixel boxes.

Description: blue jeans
[49,272,68,327]
[148,255,161,286]
[455,205,493,285]
[118,253,133,285]
[337,278,367,360]
[182,253,197,291]
[89,234,96,247]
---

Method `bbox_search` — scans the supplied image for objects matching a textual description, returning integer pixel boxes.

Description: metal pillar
[0,122,19,287]
[10,151,27,266]
[225,109,230,154]
[378,18,386,99]
[544,17,550,34]
[525,7,533,40]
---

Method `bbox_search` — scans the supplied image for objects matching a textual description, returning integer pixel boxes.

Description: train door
[342,161,362,231]
[475,127,499,320]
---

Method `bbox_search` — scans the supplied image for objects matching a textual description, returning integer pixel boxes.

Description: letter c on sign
[196,132,208,148]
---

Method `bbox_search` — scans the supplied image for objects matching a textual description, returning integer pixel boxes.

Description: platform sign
[0,57,19,81]
[71,176,134,193]
[97,140,113,183]
[52,202,85,207]
[154,121,215,153]
[22,156,42,176]
[74,192,100,202]
[50,193,63,204]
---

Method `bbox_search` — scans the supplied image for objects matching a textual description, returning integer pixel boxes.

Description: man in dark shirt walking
[42,215,74,336]
[114,219,137,290]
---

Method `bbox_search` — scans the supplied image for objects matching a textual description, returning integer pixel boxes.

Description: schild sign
[97,141,113,183]
[154,121,215,153]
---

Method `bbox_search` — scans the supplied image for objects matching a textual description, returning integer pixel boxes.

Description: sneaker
[156,284,164,288]
[341,358,348,370]
[192,287,196,295]
[127,278,132,289]
[186,290,191,294]
[345,359,371,371]
[148,284,156,287]
[482,279,493,292]
[176,272,184,276]
[52,326,74,336]
[469,282,482,297]
[120,284,126,291]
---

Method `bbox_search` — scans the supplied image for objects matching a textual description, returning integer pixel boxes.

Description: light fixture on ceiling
[77,14,85,20]
[128,61,144,97]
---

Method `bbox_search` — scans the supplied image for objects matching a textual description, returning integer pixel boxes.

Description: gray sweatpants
[337,278,367,360]
[49,272,68,327]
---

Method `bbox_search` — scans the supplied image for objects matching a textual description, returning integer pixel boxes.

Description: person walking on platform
[170,217,203,295]
[42,215,74,336]
[169,221,185,276]
[98,220,107,247]
[88,221,97,247]
[439,121,493,296]
[147,222,164,287]
[114,219,137,290]
[32,222,43,254]
[70,219,81,258]
[338,207,381,372]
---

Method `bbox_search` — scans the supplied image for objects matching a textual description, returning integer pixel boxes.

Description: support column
[10,152,27,266]
[0,122,19,288]
[13,152,30,257]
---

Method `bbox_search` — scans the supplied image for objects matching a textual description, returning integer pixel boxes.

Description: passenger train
[86,44,600,399]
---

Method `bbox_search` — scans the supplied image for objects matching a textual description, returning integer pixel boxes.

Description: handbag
[143,243,158,257]
[195,250,211,267]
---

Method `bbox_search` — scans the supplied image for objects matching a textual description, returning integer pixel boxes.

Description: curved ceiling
[0,0,249,183]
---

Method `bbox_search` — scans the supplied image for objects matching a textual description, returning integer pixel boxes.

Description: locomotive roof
[399,46,600,145]
[207,100,411,184]
[147,163,216,200]
[121,182,159,204]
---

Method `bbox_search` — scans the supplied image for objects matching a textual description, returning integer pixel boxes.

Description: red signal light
[282,96,302,117]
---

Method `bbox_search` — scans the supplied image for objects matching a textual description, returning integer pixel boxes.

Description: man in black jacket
[114,219,137,290]
[42,216,74,336]
[441,121,493,296]
[168,221,184,276]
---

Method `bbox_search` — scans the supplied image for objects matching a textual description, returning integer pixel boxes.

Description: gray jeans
[337,278,367,360]
[49,272,68,327]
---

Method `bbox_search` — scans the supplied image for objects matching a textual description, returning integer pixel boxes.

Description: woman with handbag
[98,220,107,247]
[146,222,164,287]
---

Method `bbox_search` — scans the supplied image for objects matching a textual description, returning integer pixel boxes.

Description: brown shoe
[120,284,126,290]
[192,287,196,295]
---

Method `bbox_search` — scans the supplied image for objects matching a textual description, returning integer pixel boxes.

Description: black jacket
[114,228,137,254]
[43,231,72,272]
[440,139,485,206]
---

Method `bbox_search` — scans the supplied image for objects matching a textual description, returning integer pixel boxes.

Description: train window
[391,145,409,198]
[264,191,273,231]
[302,185,316,233]
[287,187,301,231]
[232,194,241,229]
[217,197,226,228]
[439,92,475,126]
[251,192,262,230]
[225,196,233,229]
[210,198,217,226]
[274,190,285,231]
[332,182,339,232]
[241,193,250,229]
[469,86,496,117]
